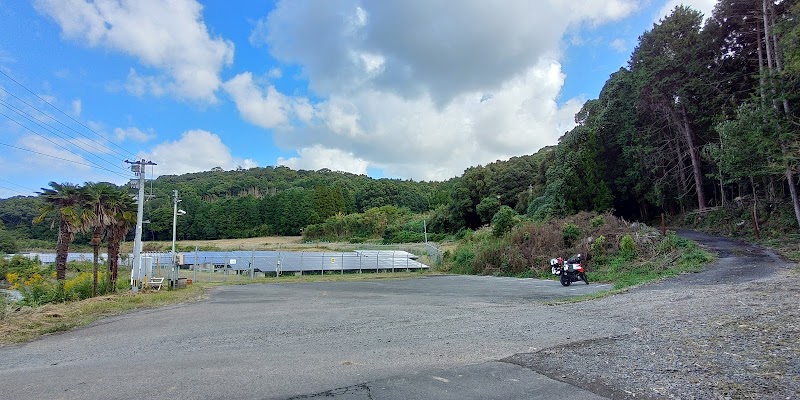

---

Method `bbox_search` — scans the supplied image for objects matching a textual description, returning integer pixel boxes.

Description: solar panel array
[11,249,430,273]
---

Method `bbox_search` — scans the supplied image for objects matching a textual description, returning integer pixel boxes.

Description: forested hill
[0,149,552,242]
[2,1,799,248]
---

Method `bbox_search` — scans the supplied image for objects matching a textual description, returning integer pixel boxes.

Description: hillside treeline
[530,2,799,226]
[1,1,798,249]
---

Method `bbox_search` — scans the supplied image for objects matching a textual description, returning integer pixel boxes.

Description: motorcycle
[550,254,589,286]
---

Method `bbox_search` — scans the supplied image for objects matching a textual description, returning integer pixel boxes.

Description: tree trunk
[56,224,70,281]
[761,0,800,228]
[107,230,120,292]
[91,229,101,297]
[784,146,800,229]
[678,105,707,210]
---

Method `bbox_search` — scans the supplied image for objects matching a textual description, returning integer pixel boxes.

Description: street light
[171,190,185,288]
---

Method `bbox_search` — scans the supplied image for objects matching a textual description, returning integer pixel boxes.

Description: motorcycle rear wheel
[580,273,589,285]
[560,274,571,286]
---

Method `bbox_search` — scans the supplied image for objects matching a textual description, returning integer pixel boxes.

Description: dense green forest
[1,1,798,251]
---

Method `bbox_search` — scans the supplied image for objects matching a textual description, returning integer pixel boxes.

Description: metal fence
[425,242,443,266]
[9,244,435,285]
[116,248,430,283]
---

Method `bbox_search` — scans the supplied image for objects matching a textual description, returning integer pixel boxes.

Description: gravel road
[506,230,799,399]
[0,231,796,399]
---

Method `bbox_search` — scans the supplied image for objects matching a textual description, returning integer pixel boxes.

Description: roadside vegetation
[441,212,713,290]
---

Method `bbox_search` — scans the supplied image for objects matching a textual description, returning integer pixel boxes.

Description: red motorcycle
[550,254,589,286]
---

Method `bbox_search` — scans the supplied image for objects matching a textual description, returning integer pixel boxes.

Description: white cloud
[138,130,257,175]
[21,135,90,171]
[277,146,368,175]
[34,0,234,103]
[231,1,634,180]
[223,72,291,129]
[254,59,582,181]
[114,127,155,143]
[123,68,167,97]
[258,0,637,105]
[610,38,628,53]
[655,0,717,22]
[71,99,81,116]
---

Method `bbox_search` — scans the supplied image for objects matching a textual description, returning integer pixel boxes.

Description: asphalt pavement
[0,275,613,400]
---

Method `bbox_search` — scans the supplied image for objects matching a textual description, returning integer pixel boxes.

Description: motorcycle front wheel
[560,274,571,286]
[580,273,589,285]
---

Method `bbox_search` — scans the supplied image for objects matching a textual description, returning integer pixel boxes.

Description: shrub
[562,223,580,247]
[591,235,607,256]
[619,234,637,261]
[491,206,517,237]
[450,246,476,274]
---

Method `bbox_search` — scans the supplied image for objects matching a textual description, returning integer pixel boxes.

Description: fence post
[194,246,198,283]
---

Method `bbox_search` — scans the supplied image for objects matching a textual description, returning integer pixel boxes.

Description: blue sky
[0,0,716,198]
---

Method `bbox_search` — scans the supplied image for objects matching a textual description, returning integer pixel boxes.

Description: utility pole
[125,159,156,291]
[171,190,184,288]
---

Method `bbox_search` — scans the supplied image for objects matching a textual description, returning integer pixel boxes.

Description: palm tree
[83,183,117,296]
[34,182,91,281]
[103,189,136,291]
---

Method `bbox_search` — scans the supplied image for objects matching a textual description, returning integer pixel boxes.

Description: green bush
[590,235,607,256]
[450,246,476,274]
[562,223,580,247]
[491,206,517,237]
[1,255,51,282]
[591,215,605,228]
[619,234,637,260]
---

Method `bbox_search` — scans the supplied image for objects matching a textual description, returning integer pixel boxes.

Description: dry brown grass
[0,286,208,346]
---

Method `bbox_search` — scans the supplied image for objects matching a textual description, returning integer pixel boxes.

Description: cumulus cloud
[138,129,257,175]
[277,145,368,175]
[223,72,291,129]
[34,0,234,103]
[258,0,636,105]
[228,1,635,180]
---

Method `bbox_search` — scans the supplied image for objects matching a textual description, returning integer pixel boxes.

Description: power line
[0,111,132,178]
[0,86,134,163]
[0,140,130,179]
[0,99,130,175]
[0,69,137,160]
[0,178,38,193]
[0,184,30,197]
